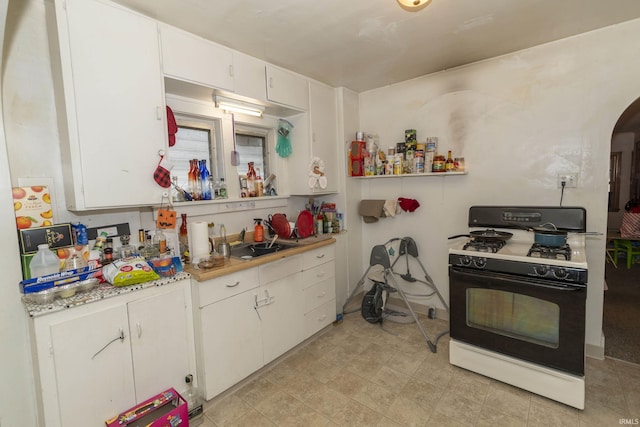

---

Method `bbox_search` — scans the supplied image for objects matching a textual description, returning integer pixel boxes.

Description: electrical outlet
[557,173,578,188]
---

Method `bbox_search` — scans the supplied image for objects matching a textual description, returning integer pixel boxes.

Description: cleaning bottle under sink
[254,218,264,243]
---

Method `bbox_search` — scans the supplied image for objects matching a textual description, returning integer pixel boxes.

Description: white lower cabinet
[258,256,304,364]
[29,278,195,427]
[195,244,336,400]
[197,268,262,400]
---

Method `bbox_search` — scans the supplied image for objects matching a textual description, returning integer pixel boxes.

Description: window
[168,115,224,193]
[234,125,271,181]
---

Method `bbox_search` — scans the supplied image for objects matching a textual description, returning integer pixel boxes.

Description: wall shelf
[351,171,468,179]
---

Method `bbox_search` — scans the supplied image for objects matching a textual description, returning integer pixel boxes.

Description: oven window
[466,289,560,348]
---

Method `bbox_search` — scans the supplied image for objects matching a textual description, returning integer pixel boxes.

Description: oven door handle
[450,266,586,291]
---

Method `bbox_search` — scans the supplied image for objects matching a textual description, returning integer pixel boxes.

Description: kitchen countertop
[185,235,336,282]
[23,272,191,318]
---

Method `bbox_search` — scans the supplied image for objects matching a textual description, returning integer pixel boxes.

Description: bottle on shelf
[247,162,257,197]
[200,160,211,200]
[218,178,228,199]
[137,228,146,251]
[255,167,264,197]
[179,213,189,263]
[445,150,455,172]
[30,244,61,278]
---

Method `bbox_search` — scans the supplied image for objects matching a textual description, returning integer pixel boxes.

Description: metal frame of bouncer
[343,237,449,353]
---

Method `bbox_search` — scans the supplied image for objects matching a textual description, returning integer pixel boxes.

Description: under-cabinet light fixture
[397,0,432,11]
[214,95,265,117]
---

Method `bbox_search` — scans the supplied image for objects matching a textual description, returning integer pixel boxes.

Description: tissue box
[105,388,188,427]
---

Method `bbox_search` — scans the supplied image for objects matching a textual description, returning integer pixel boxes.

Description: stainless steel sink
[229,242,294,259]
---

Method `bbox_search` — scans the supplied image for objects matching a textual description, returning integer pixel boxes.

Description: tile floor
[198,313,640,426]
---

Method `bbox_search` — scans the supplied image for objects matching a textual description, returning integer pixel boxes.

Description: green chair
[613,239,640,269]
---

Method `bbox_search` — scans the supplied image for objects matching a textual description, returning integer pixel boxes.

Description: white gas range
[448,206,589,409]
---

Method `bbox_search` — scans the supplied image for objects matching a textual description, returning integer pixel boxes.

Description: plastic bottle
[30,244,61,278]
[254,219,264,243]
[316,214,324,235]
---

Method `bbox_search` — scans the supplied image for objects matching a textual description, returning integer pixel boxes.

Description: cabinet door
[160,23,234,91]
[259,271,304,364]
[266,64,309,110]
[128,285,193,401]
[200,290,262,399]
[309,81,339,193]
[56,0,166,209]
[233,52,267,102]
[50,304,135,427]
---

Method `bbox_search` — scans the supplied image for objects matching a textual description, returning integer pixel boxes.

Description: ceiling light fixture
[397,0,432,11]
[214,95,265,117]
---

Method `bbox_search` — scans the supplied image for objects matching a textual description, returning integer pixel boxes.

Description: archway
[604,97,640,364]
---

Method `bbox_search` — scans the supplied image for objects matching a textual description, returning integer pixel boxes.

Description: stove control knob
[473,257,486,268]
[553,268,568,279]
[534,265,548,277]
[459,256,472,266]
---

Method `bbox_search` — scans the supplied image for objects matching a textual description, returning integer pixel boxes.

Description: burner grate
[527,243,572,261]
[463,238,506,253]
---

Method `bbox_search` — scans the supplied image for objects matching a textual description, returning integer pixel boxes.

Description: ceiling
[112,0,640,131]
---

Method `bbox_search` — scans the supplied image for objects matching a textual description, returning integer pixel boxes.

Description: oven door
[449,266,586,375]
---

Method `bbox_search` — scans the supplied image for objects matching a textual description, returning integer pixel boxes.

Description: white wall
[0,1,39,426]
[357,18,640,354]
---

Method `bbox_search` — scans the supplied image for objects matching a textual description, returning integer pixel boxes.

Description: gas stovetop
[449,206,589,285]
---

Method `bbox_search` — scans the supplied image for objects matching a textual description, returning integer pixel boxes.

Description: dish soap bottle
[254,218,264,243]
[30,244,61,278]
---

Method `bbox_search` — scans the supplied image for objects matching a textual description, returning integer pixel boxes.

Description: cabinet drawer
[259,255,302,285]
[301,260,335,289]
[302,245,335,270]
[198,268,259,307]
[303,276,335,312]
[304,299,336,338]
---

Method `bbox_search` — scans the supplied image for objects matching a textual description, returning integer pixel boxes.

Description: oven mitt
[398,197,420,212]
[167,106,178,147]
[153,156,174,188]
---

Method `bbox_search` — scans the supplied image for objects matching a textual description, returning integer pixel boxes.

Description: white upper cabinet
[50,0,167,210]
[233,52,268,102]
[288,81,339,195]
[159,23,235,92]
[266,64,309,111]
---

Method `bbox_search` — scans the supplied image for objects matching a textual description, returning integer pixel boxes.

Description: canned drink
[72,222,88,246]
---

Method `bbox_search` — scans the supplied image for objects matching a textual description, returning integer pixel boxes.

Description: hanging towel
[383,199,401,217]
[398,197,420,212]
[359,200,386,223]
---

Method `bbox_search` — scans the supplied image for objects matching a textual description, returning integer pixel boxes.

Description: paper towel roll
[189,221,210,263]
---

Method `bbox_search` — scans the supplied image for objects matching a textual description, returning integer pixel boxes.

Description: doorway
[605,97,640,365]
